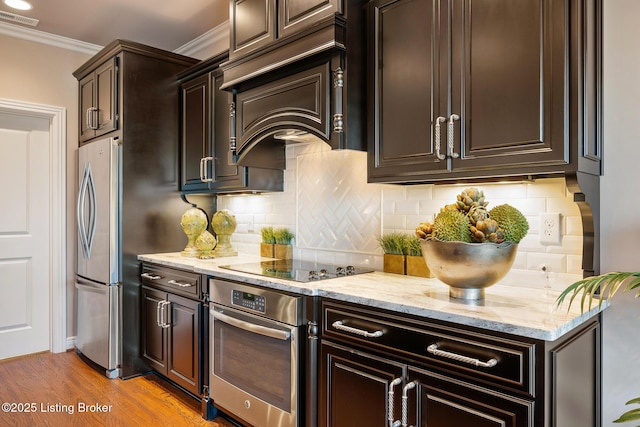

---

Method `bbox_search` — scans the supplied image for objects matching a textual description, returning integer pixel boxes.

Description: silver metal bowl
[419,239,518,300]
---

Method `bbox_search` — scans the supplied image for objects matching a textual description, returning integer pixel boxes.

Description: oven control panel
[232,289,266,313]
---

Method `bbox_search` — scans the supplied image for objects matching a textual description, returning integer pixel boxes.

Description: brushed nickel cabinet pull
[200,157,214,182]
[388,378,403,427]
[434,116,447,160]
[332,320,383,338]
[168,279,193,288]
[448,114,460,158]
[141,273,161,280]
[401,381,417,427]
[427,344,497,368]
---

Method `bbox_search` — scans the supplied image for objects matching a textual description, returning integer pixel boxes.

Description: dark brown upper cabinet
[367,0,602,184]
[230,0,340,60]
[78,57,118,144]
[178,54,283,193]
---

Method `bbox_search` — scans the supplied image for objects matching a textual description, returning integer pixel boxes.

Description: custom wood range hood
[219,1,367,170]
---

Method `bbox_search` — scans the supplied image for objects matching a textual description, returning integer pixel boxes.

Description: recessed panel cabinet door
[319,342,406,427]
[167,293,201,395]
[141,287,167,372]
[450,0,568,172]
[231,0,276,59]
[368,0,449,182]
[279,0,340,38]
[180,74,211,192]
[411,368,534,427]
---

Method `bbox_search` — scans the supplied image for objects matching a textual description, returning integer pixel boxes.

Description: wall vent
[0,10,39,27]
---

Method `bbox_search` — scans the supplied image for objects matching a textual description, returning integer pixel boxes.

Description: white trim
[0,21,102,55]
[174,20,229,58]
[0,98,67,354]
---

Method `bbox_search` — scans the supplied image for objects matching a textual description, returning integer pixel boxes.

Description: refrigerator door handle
[77,163,98,259]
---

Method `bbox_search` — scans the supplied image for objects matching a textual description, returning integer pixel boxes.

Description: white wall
[601,1,640,424]
[0,34,92,342]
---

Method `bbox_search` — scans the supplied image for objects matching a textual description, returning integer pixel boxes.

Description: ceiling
[0,0,229,51]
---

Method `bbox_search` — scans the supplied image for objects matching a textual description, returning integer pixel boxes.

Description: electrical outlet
[539,213,561,244]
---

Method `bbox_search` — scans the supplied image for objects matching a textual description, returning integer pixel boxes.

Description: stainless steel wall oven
[209,278,316,427]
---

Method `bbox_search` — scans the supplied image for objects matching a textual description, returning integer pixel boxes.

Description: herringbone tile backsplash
[217,142,584,284]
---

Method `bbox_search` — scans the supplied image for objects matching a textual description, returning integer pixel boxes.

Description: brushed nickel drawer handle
[168,279,193,287]
[141,273,161,280]
[427,344,497,368]
[332,320,384,338]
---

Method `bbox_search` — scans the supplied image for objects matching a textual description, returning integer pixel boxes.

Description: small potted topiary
[273,227,294,260]
[260,226,275,257]
[378,232,408,275]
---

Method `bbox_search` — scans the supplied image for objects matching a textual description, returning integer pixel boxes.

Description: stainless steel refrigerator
[76,137,122,378]
[76,136,212,378]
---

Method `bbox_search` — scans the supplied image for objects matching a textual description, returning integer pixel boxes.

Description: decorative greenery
[405,235,423,256]
[260,226,275,244]
[273,227,295,245]
[377,233,408,255]
[556,271,640,424]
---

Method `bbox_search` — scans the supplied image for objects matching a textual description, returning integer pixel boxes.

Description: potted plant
[260,226,275,257]
[557,272,640,424]
[378,232,408,274]
[273,227,294,259]
[416,188,529,299]
[405,235,432,278]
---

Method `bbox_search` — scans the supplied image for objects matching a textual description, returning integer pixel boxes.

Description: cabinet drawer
[322,300,536,396]
[140,263,203,300]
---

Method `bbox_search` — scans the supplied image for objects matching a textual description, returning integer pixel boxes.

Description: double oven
[209,278,318,427]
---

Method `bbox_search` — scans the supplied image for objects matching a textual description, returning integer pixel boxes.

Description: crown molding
[174,20,229,58]
[0,21,102,55]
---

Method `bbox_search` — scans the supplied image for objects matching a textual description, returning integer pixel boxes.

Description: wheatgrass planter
[383,254,406,275]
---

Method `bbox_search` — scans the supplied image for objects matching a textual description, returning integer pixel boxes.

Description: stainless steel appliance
[76,136,195,378]
[76,137,121,378]
[220,260,373,283]
[209,279,311,427]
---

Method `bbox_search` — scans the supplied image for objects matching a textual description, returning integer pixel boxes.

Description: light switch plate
[539,212,561,244]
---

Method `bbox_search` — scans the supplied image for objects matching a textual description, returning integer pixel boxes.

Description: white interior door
[0,113,50,359]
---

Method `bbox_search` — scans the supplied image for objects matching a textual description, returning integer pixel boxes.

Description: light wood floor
[0,350,239,427]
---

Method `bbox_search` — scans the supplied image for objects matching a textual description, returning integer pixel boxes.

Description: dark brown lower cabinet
[320,341,531,427]
[319,299,601,427]
[142,286,202,396]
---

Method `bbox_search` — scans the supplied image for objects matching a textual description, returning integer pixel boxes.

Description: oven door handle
[212,309,291,341]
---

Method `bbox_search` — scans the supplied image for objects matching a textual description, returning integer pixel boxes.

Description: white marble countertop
[138,252,606,341]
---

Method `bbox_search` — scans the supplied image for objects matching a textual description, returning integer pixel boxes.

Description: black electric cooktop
[219,260,374,283]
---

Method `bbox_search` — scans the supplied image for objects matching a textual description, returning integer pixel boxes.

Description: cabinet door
[279,0,341,38]
[367,0,449,182]
[167,293,201,395]
[410,368,533,427]
[79,73,96,143]
[181,74,212,192]
[141,287,167,373]
[94,58,118,138]
[230,0,276,59]
[319,341,406,427]
[449,0,568,173]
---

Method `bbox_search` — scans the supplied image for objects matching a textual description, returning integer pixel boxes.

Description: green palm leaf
[557,272,640,425]
[556,272,640,313]
[614,398,640,424]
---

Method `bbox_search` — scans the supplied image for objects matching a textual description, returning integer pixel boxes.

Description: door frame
[0,97,67,354]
